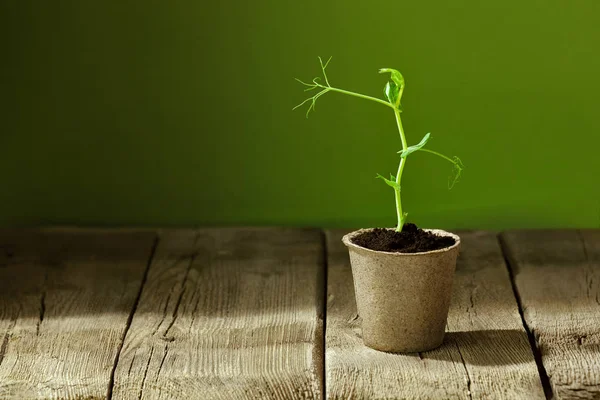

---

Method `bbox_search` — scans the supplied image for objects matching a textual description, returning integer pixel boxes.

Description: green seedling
[294,57,463,232]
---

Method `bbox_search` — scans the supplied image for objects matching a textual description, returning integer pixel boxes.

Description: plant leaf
[379,68,405,88]
[383,81,399,105]
[376,173,400,191]
[379,68,404,107]
[399,133,431,158]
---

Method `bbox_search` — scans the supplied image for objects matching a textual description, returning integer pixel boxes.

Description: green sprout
[294,57,464,232]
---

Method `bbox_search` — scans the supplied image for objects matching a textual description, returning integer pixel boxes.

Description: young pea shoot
[294,57,464,232]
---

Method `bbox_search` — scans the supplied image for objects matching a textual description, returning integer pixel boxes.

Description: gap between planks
[320,230,328,400]
[107,235,160,399]
[499,234,553,400]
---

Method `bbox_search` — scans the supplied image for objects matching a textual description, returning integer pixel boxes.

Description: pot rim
[342,227,461,256]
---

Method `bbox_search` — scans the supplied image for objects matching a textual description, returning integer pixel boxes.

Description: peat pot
[342,228,461,353]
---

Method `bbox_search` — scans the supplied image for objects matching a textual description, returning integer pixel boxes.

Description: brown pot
[342,228,460,353]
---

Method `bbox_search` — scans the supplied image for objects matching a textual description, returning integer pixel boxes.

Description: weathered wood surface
[3,227,600,400]
[0,230,156,400]
[501,229,600,399]
[112,228,325,400]
[325,230,544,399]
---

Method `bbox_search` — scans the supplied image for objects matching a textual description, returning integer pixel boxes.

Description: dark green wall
[2,1,599,229]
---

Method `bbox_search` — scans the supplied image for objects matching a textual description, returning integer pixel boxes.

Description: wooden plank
[112,228,325,400]
[326,230,544,399]
[501,229,600,399]
[0,229,156,399]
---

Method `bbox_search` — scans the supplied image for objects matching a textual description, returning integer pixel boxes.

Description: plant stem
[417,148,456,164]
[319,85,397,110]
[307,80,409,231]
[393,108,408,231]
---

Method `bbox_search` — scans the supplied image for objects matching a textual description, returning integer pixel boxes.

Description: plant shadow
[418,329,537,366]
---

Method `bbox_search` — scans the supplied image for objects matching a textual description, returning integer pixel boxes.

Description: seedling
[294,57,463,232]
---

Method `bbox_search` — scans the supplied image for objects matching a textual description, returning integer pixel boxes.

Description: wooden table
[0,228,598,399]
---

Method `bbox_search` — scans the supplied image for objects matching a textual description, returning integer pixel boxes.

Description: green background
[2,1,599,229]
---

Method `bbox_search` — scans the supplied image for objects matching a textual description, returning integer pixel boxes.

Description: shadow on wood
[0,230,155,318]
[440,329,536,366]
[348,325,539,366]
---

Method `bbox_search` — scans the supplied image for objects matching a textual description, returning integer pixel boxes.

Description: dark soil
[351,223,455,253]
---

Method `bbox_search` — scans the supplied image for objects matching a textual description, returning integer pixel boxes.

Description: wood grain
[326,230,544,399]
[112,228,325,400]
[0,229,156,400]
[501,229,600,399]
